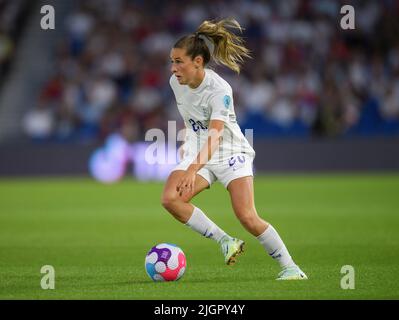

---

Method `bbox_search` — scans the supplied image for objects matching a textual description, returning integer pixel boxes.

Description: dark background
[0,0,398,176]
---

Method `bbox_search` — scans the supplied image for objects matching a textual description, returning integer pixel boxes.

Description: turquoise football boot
[219,236,245,265]
[276,265,308,280]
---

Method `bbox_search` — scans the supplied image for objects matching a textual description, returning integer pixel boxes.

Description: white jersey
[170,68,255,164]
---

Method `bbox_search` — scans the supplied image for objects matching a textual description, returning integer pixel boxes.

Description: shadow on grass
[103,275,276,286]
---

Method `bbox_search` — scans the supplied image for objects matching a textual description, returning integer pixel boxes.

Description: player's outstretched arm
[176,120,224,197]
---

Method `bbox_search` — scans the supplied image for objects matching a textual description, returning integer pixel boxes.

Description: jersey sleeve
[209,90,233,123]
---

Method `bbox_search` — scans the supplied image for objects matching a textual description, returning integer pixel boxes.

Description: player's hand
[176,169,196,197]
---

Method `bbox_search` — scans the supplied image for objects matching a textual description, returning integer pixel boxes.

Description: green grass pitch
[0,174,398,299]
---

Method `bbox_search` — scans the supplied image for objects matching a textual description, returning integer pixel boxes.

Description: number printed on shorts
[228,155,245,167]
[228,155,246,171]
[189,119,207,132]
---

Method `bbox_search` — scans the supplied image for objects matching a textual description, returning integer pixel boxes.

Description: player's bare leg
[162,171,234,262]
[228,176,308,280]
[227,176,268,236]
[161,170,209,223]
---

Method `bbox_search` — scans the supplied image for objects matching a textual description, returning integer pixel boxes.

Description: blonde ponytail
[196,18,251,73]
[173,18,251,74]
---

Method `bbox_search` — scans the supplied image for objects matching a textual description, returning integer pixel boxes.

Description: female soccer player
[162,18,307,280]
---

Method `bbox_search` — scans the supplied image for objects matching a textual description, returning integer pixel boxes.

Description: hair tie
[196,34,214,55]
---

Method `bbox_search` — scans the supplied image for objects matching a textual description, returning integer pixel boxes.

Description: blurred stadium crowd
[20,0,399,142]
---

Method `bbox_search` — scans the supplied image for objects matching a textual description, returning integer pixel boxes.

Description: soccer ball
[145,243,186,281]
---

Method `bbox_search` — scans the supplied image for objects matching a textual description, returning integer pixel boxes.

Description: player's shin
[257,224,296,269]
[185,206,227,243]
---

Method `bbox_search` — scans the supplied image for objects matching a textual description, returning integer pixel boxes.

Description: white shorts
[172,153,254,188]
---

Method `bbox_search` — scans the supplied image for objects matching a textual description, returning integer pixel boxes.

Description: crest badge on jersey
[223,95,231,109]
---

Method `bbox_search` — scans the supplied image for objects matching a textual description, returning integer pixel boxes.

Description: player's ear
[193,55,203,69]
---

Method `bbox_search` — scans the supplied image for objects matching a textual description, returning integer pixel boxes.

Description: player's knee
[161,193,176,211]
[161,192,188,211]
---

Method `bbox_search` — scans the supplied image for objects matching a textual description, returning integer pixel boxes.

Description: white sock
[257,224,296,269]
[185,207,227,243]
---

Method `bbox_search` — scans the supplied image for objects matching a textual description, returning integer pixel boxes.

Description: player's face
[170,48,201,86]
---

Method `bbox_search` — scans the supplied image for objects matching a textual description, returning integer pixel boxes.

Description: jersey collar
[188,69,209,93]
